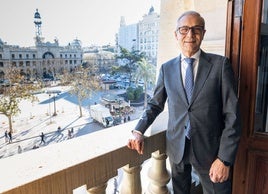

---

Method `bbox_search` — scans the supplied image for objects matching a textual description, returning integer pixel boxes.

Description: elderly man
[127,11,241,194]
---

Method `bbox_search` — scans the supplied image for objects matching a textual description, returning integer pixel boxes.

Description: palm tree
[135,58,156,108]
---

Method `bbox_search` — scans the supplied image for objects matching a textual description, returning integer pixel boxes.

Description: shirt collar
[181,49,201,61]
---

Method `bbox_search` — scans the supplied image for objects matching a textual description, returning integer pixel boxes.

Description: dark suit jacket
[135,50,241,170]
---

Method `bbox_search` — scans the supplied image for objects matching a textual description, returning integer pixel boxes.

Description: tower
[34,9,44,44]
[34,9,42,37]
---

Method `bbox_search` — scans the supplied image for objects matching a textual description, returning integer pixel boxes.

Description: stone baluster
[147,151,170,194]
[88,182,107,194]
[120,164,142,194]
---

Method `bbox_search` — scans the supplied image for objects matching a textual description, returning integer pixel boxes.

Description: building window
[0,62,3,67]
[26,54,29,59]
[19,54,22,59]
[33,54,36,58]
[0,54,2,59]
[12,54,15,59]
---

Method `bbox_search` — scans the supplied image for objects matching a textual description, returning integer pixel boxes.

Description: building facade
[138,6,160,65]
[0,9,83,81]
[117,16,138,52]
[117,6,160,66]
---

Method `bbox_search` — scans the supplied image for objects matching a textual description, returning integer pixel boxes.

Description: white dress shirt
[180,50,201,87]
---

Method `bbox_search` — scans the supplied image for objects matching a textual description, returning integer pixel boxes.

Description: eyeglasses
[176,25,204,35]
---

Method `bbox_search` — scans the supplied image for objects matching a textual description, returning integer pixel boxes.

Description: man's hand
[209,158,230,183]
[127,131,144,154]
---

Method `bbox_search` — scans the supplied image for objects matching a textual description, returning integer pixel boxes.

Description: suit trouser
[170,138,232,194]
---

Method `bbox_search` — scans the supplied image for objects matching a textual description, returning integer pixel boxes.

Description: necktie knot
[184,58,195,66]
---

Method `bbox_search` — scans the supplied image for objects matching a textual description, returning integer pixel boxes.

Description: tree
[135,58,156,108]
[64,65,100,117]
[116,46,146,86]
[0,68,40,133]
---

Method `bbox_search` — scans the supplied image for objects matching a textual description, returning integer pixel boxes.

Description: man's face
[174,14,206,57]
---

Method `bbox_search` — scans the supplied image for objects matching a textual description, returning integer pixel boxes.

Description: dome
[148,6,154,14]
[34,9,41,19]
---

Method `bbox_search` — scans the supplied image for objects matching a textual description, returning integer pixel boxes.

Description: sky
[0,0,160,47]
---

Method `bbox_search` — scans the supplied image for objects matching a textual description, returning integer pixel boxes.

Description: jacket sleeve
[217,57,241,164]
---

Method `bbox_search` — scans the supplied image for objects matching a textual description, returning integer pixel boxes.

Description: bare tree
[0,68,40,133]
[64,65,100,117]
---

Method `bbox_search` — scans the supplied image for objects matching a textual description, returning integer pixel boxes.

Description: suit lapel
[190,52,212,104]
[174,55,188,105]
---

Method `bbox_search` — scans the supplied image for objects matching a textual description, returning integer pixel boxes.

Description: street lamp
[47,90,61,116]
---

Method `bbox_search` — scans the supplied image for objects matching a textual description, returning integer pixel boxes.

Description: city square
[0,86,144,159]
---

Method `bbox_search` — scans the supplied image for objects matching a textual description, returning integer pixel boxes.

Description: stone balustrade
[0,112,170,194]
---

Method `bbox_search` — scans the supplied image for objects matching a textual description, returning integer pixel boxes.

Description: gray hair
[175,11,205,31]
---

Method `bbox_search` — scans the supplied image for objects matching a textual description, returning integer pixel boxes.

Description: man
[40,132,45,145]
[127,11,241,194]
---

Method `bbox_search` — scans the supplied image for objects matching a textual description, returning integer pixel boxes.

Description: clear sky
[0,0,160,47]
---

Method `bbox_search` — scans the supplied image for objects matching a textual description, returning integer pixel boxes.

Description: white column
[147,151,170,194]
[87,182,107,194]
[120,164,142,194]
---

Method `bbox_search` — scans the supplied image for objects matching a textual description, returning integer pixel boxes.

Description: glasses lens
[192,26,203,34]
[178,26,203,35]
[178,27,190,34]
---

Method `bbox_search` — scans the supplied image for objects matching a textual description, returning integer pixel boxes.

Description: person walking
[8,131,12,143]
[4,130,9,143]
[40,132,45,145]
[127,11,241,194]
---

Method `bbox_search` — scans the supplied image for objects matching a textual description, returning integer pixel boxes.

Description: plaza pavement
[0,86,144,159]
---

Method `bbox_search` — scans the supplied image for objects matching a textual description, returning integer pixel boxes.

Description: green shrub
[126,86,143,101]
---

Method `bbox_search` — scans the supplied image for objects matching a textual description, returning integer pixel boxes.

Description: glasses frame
[176,25,205,35]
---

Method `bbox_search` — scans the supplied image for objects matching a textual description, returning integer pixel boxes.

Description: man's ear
[174,31,178,40]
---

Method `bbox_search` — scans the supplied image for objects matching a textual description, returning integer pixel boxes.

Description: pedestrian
[57,126,61,133]
[4,130,9,143]
[70,127,74,134]
[18,145,22,154]
[40,132,45,145]
[8,131,12,143]
[68,129,72,139]
[127,11,241,194]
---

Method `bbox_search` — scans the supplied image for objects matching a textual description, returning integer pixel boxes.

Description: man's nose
[186,29,194,37]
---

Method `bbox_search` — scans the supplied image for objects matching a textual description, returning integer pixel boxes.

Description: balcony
[0,111,202,194]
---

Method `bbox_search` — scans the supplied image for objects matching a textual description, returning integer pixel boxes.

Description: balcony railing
[0,112,171,194]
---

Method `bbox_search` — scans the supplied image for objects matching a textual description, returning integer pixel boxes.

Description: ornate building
[0,9,83,81]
